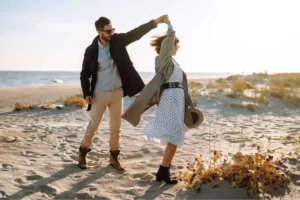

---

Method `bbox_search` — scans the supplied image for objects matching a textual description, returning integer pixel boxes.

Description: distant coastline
[0,71,231,88]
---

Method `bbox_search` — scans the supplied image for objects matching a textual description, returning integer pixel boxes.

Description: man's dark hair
[95,17,111,30]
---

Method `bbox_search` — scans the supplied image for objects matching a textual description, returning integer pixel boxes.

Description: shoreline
[0,83,80,90]
[0,79,212,110]
[0,78,215,89]
[0,84,81,110]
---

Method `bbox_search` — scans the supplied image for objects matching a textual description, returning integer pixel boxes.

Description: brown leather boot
[109,150,125,171]
[77,146,91,169]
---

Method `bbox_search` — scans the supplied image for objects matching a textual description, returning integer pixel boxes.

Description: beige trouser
[81,88,123,150]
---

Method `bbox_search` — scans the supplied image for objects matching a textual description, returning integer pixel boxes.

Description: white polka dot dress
[142,60,186,146]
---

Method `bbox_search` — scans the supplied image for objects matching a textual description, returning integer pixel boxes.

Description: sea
[0,71,231,88]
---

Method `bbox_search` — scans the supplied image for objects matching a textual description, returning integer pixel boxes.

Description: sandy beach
[0,78,299,199]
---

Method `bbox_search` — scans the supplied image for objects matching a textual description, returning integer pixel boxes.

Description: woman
[122,16,194,184]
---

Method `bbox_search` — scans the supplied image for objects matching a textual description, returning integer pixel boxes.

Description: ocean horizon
[0,71,232,88]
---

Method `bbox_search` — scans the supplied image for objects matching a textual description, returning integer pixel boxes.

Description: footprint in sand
[42,127,54,135]
[131,172,154,181]
[30,133,37,138]
[53,152,64,156]
[22,151,39,157]
[89,187,98,192]
[62,156,73,163]
[66,149,74,154]
[70,155,78,161]
[288,127,300,133]
[58,143,67,150]
[123,153,144,159]
[59,142,67,146]
[19,185,57,197]
[227,138,241,143]
[22,126,38,133]
[287,157,300,166]
[177,165,184,169]
[126,188,146,196]
[25,170,37,175]
[75,117,84,121]
[72,175,81,181]
[99,149,109,154]
[89,152,107,159]
[26,137,35,142]
[76,192,96,199]
[22,129,35,133]
[140,147,152,154]
[39,135,48,140]
[21,160,32,166]
[3,136,18,143]
[14,178,26,184]
[38,185,57,195]
[26,174,44,181]
[1,163,13,171]
[63,126,73,131]
[70,144,79,149]
[65,139,77,144]
[92,136,100,143]
[86,156,100,162]
[4,124,13,128]
[65,134,78,139]
[102,131,110,135]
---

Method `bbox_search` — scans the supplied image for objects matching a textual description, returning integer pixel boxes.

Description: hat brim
[187,108,204,128]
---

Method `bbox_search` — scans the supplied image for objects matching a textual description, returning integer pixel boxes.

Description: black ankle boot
[156,165,178,184]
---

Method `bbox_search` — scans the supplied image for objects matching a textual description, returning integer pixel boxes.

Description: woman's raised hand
[163,16,171,25]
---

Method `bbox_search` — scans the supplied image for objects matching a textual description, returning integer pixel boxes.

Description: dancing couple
[78,14,203,184]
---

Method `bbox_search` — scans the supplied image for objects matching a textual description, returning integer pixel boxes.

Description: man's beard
[101,35,111,42]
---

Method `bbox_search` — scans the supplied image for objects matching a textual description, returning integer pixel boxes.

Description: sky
[0,0,299,73]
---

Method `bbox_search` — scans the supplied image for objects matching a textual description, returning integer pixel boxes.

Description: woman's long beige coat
[122,27,194,127]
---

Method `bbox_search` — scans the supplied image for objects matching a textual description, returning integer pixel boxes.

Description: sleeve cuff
[168,24,173,30]
[167,24,175,35]
[151,20,158,28]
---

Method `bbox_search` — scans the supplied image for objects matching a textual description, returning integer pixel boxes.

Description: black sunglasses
[100,28,115,34]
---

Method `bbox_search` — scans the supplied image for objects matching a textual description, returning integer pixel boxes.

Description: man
[78,15,168,171]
